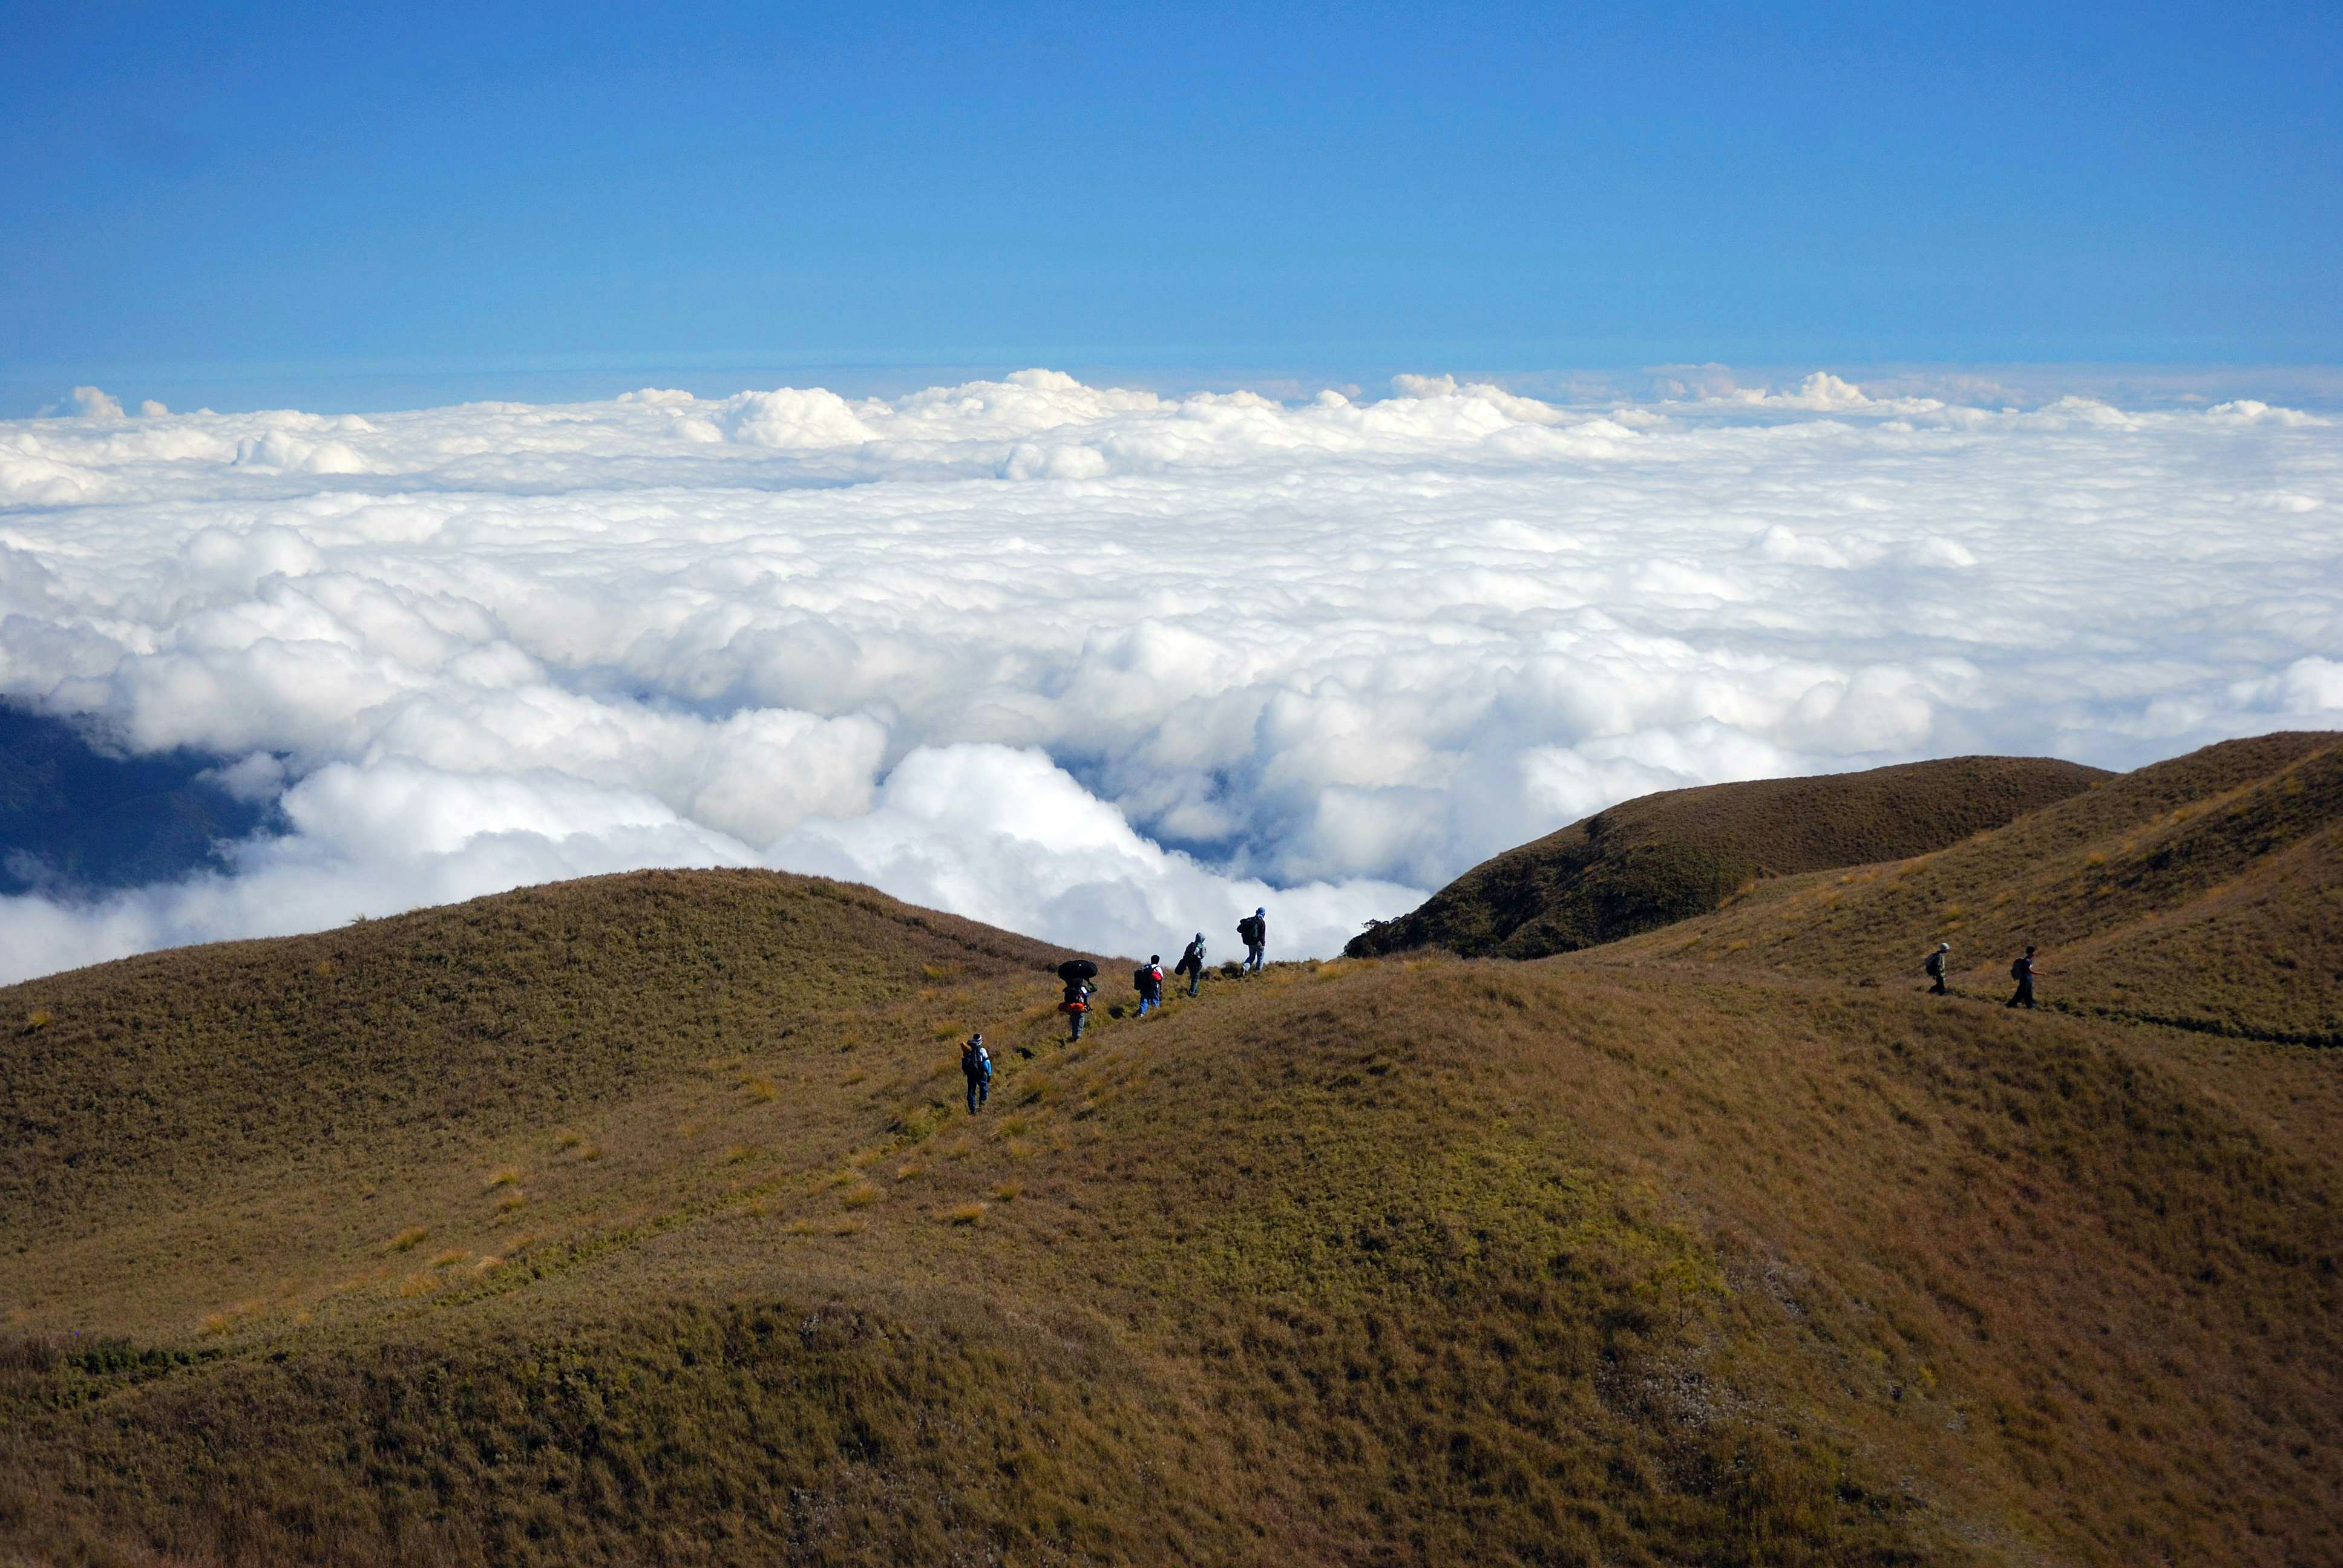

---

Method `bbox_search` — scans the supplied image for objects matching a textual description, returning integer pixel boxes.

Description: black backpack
[1133,965,1151,993]
[2010,956,2028,981]
[1925,952,1944,976]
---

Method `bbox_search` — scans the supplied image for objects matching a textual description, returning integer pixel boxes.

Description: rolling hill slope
[1346,756,2108,962]
[1610,731,2343,1044]
[4,754,2339,1566]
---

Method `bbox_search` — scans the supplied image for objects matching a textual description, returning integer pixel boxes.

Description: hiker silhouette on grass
[1135,955,1165,1017]
[961,1034,992,1114]
[1238,907,1267,972]
[1925,942,1951,995]
[1175,932,1207,996]
[2007,946,2042,1010]
[1058,959,1098,1040]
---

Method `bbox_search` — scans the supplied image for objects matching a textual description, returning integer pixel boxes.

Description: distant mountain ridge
[0,705,274,893]
[1347,754,2109,961]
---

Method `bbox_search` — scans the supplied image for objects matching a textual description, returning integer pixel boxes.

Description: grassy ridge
[4,739,2339,1564]
[1617,732,2343,1042]
[1347,756,2106,961]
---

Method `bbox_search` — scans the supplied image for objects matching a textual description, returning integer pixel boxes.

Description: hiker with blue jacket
[961,1033,992,1114]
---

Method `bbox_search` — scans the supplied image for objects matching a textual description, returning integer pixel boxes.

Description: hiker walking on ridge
[1239,907,1267,973]
[2007,946,2041,1010]
[1925,942,1951,995]
[961,1033,992,1115]
[1175,932,1207,996]
[1058,959,1098,1040]
[1135,955,1165,1017]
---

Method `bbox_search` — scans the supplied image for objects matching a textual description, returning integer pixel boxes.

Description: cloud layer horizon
[2,368,2338,984]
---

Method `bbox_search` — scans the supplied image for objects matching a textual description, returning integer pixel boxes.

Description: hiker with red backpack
[1134,955,1165,1016]
[1058,958,1098,1039]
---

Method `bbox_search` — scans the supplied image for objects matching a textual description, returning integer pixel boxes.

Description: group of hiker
[960,907,1271,1114]
[961,916,2057,1114]
[1923,941,2044,1008]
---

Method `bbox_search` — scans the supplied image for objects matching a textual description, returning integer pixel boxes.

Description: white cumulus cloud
[0,369,2338,984]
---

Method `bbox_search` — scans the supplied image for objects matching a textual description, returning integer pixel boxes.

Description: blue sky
[4,1,2338,414]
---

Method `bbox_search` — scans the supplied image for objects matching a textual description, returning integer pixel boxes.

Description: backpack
[2010,957,2028,981]
[1925,952,1944,977]
[1133,965,1151,993]
[963,1044,989,1078]
[1238,916,1259,945]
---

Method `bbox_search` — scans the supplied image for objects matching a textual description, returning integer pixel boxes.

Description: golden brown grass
[1351,754,2106,959]
[1612,731,2343,1043]
[3,844,2337,1566]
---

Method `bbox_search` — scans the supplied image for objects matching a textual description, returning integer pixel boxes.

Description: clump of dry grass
[23,1008,55,1032]
[742,1077,778,1104]
[483,1166,521,1190]
[841,1182,882,1209]
[387,1226,428,1253]
[944,1202,987,1226]
[428,1250,467,1270]
[495,1192,526,1214]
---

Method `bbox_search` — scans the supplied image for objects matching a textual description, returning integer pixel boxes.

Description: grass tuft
[387,1226,428,1253]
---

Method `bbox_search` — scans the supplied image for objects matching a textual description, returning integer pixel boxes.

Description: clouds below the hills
[2,369,2337,981]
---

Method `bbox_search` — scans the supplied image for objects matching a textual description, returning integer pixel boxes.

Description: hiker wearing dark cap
[1135,955,1165,1017]
[960,1033,992,1114]
[1175,933,1207,996]
[1058,959,1098,1040]
[2006,946,2041,1010]
[1925,942,1951,995]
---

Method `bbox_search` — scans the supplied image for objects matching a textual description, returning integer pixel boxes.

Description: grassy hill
[1346,756,2108,962]
[4,743,2340,1566]
[1611,731,2343,1045]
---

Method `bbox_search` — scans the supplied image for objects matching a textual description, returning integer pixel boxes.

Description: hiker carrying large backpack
[1238,907,1267,972]
[2006,946,2040,1010]
[1924,942,1950,995]
[1174,933,1207,996]
[1134,956,1165,1016]
[960,1033,992,1114]
[1058,959,1098,1040]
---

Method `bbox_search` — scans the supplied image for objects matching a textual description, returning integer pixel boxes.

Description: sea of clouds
[2,368,2338,984]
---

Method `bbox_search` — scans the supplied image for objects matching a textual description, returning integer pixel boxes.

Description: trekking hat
[1255,906,1265,916]
[1937,942,1950,951]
